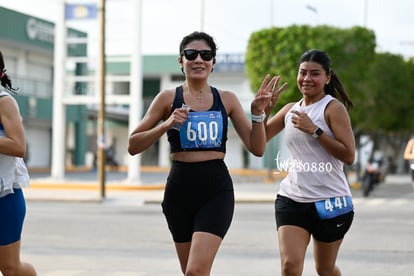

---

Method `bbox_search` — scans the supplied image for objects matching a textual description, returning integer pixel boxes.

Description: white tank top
[278,95,351,202]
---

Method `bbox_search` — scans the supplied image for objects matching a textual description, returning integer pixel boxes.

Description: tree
[245,25,376,112]
[354,53,414,173]
[358,53,414,134]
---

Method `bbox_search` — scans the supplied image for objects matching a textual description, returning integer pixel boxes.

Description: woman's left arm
[0,96,26,157]
[225,75,282,156]
[225,91,267,156]
[319,101,355,165]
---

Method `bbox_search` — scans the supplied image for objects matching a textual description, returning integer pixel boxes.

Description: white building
[1,6,282,173]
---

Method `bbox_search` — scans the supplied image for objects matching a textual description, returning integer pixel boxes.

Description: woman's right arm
[265,103,294,142]
[128,90,172,155]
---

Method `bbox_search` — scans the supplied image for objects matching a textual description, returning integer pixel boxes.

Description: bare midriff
[171,151,225,162]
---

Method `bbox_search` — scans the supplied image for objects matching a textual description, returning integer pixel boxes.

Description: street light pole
[306,4,319,25]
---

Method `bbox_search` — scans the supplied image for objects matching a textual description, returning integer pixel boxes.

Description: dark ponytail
[325,70,353,110]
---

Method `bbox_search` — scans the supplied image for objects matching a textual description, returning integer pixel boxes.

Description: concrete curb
[29,181,166,191]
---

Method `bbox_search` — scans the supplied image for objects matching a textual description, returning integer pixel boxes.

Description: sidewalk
[24,168,413,204]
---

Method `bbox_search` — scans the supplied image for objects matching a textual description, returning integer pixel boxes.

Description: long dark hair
[0,51,18,92]
[299,49,353,110]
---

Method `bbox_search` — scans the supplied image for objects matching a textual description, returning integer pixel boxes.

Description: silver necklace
[191,91,203,102]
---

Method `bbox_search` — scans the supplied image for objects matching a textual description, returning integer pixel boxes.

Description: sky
[0,0,413,59]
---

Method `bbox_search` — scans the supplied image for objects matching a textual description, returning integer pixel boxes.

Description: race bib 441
[314,196,353,219]
[180,111,223,149]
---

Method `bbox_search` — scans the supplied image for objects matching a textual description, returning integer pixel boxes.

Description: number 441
[325,196,348,212]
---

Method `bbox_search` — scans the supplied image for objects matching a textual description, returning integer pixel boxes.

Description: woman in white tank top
[265,49,355,276]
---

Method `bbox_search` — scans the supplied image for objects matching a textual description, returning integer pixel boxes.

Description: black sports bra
[166,86,228,153]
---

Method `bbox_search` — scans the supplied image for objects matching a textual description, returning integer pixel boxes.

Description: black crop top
[167,86,228,153]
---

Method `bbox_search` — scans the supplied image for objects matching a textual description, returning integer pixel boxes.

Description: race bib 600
[180,111,223,149]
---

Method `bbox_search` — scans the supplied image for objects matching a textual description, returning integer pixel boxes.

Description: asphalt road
[20,175,414,276]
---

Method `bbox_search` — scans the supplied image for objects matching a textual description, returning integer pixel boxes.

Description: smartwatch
[312,127,323,139]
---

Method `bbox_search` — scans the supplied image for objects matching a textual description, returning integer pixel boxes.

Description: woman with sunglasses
[129,31,285,275]
[0,51,37,275]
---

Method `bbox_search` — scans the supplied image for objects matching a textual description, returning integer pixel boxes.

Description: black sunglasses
[182,49,214,61]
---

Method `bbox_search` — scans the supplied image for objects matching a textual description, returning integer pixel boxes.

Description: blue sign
[65,3,98,20]
[214,53,245,73]
[180,111,223,149]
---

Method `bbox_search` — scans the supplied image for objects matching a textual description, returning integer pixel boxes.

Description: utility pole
[97,0,106,199]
